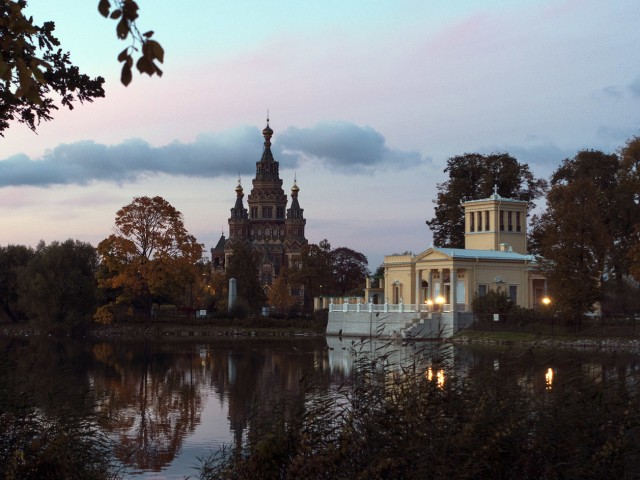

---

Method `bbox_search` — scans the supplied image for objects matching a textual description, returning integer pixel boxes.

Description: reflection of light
[545,368,554,390]
[426,367,445,388]
[542,296,551,306]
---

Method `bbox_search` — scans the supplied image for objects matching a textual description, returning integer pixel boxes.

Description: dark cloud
[0,122,427,188]
[0,126,263,188]
[277,122,426,172]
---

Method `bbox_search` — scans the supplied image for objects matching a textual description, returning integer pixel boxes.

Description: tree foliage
[331,247,369,295]
[17,239,99,332]
[97,196,203,321]
[0,244,34,322]
[0,0,105,134]
[225,242,266,313]
[268,272,296,316]
[289,240,333,308]
[97,0,164,86]
[531,149,640,319]
[426,153,547,248]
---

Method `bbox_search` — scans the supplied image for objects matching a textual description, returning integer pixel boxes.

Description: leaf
[136,56,153,75]
[146,40,164,63]
[117,48,129,63]
[98,0,111,18]
[143,30,154,38]
[116,18,129,40]
[110,9,122,20]
[121,63,132,86]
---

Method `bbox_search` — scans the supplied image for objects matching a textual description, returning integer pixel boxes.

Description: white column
[451,268,457,313]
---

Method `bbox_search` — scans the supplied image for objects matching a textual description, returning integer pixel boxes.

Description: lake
[1,334,639,479]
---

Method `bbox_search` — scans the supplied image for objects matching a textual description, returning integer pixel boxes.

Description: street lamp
[426,298,433,311]
[435,295,445,312]
[542,296,551,306]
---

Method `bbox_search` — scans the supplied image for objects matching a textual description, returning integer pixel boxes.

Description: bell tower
[463,188,528,254]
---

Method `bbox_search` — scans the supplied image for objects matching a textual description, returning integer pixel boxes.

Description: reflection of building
[380,190,546,311]
[211,120,308,300]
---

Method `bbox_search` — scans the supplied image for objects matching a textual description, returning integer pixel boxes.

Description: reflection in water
[545,367,554,390]
[2,335,640,478]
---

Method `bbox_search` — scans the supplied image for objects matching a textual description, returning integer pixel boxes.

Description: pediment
[414,248,451,262]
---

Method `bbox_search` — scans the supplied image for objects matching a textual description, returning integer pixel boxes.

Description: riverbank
[0,316,328,339]
[450,330,640,350]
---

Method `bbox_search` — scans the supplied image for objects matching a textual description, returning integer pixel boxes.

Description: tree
[17,239,99,332]
[331,247,369,296]
[426,153,546,248]
[531,150,627,320]
[0,1,105,134]
[0,244,34,322]
[97,0,164,86]
[96,196,203,322]
[620,137,640,284]
[289,240,333,309]
[225,242,266,313]
[268,273,295,316]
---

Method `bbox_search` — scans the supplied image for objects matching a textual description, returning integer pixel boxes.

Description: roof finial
[493,184,498,196]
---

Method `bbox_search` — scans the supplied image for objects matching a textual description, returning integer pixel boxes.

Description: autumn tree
[268,273,295,316]
[17,239,99,332]
[620,137,640,285]
[331,247,369,296]
[96,196,203,322]
[426,153,546,248]
[0,244,34,322]
[1,0,163,135]
[531,149,640,319]
[0,0,105,134]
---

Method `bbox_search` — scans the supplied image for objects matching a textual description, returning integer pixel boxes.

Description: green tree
[531,150,626,320]
[96,196,203,322]
[0,0,105,134]
[17,239,99,333]
[225,242,266,313]
[426,153,546,248]
[331,247,369,296]
[0,244,34,322]
[289,239,333,309]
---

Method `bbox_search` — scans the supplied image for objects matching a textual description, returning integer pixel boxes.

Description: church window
[485,211,490,230]
[516,212,521,232]
[251,207,257,218]
[470,213,475,232]
[277,206,285,218]
[477,212,482,232]
[508,211,513,231]
[500,211,505,231]
[258,228,262,236]
[478,284,487,297]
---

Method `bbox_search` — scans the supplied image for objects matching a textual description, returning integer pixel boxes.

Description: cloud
[0,122,427,187]
[277,122,426,172]
[629,76,640,97]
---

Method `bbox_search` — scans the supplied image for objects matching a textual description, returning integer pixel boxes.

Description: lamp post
[542,296,551,307]
[435,295,445,312]
[426,298,433,312]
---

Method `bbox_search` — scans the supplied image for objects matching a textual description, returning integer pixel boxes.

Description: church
[211,120,308,302]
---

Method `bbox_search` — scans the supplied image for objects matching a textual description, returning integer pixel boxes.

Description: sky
[2,0,640,269]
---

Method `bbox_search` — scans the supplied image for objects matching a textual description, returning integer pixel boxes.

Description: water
[1,335,639,479]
